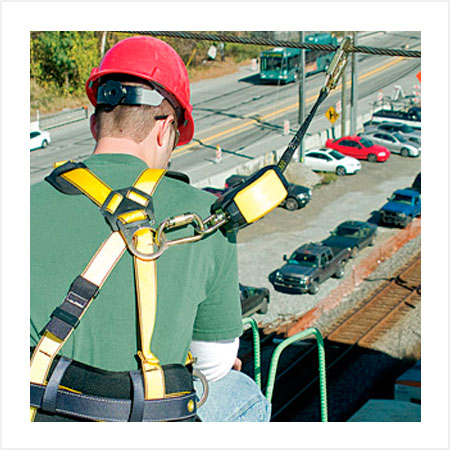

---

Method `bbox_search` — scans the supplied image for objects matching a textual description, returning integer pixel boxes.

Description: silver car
[358,131,420,157]
[364,121,421,146]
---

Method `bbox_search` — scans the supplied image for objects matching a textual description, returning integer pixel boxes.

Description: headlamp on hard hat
[97,80,185,125]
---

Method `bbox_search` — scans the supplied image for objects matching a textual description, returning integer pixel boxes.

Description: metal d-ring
[126,228,168,261]
[192,369,209,408]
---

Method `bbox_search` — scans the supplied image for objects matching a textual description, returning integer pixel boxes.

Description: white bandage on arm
[190,338,239,382]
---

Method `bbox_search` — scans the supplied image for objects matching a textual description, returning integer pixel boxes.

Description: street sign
[207,45,217,60]
[325,106,339,124]
[335,100,342,114]
[416,71,421,83]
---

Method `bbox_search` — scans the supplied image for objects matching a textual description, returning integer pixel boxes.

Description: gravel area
[313,235,421,359]
[236,153,421,331]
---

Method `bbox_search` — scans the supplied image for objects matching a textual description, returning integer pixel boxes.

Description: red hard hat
[86,36,194,146]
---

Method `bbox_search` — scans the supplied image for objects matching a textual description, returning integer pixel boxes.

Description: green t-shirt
[30,154,243,371]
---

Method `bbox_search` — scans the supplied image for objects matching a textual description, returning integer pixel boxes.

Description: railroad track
[326,254,420,350]
[241,251,421,421]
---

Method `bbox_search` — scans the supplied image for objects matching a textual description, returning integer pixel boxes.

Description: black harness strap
[42,357,72,413]
[30,383,197,422]
[129,370,145,422]
[45,275,99,340]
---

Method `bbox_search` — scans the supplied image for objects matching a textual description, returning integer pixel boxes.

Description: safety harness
[30,161,204,422]
[30,39,351,422]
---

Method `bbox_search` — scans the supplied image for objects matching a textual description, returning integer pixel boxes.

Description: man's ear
[90,113,98,141]
[156,115,175,148]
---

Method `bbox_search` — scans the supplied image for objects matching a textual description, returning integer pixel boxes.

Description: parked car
[202,187,227,198]
[304,148,361,176]
[363,121,421,146]
[321,220,377,258]
[379,188,421,228]
[358,131,420,158]
[411,172,421,194]
[240,283,270,317]
[325,136,390,162]
[369,107,421,130]
[30,129,51,151]
[225,174,312,211]
[268,242,351,295]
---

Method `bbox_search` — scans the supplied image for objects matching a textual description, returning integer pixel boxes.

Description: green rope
[265,327,328,422]
[241,317,262,388]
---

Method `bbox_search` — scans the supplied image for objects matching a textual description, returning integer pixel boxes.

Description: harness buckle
[100,187,156,231]
[100,187,169,260]
[137,350,160,366]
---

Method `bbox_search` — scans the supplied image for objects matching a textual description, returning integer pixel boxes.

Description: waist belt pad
[30,350,196,422]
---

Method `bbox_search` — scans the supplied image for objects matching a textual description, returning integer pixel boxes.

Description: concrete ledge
[347,399,420,422]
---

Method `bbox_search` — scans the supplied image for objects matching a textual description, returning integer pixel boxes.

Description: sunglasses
[155,115,180,147]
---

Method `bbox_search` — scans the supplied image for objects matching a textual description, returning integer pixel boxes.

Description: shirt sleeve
[192,230,243,341]
[190,338,239,382]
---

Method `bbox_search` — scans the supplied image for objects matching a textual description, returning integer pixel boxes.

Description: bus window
[288,55,299,70]
[261,56,283,71]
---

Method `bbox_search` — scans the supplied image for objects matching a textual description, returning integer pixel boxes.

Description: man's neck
[93,137,152,167]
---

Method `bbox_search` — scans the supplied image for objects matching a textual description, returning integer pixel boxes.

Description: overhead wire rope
[119,31,421,58]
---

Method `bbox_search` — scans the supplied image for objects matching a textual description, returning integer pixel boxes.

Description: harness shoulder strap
[31,162,167,421]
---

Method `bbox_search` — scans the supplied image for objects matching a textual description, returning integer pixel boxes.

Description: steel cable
[119,31,421,58]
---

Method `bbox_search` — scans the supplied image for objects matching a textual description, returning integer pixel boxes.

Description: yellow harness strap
[31,163,166,420]
[30,232,126,421]
[132,170,166,400]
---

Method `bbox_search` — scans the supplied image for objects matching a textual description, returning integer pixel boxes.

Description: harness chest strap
[31,164,167,421]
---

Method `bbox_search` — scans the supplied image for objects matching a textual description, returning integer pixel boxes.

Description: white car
[304,148,361,176]
[30,129,51,151]
[358,131,420,157]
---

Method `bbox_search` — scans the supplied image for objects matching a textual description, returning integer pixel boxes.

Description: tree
[30,31,100,94]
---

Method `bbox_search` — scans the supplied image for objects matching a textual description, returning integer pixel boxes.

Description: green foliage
[30,31,270,110]
[319,172,339,184]
[30,31,100,95]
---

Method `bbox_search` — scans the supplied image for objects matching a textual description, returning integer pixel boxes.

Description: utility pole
[341,32,348,137]
[101,32,108,58]
[350,31,359,135]
[298,31,306,162]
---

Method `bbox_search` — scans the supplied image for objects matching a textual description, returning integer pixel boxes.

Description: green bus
[259,32,338,84]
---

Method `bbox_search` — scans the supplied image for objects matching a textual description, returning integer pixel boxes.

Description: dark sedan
[240,283,269,317]
[225,174,312,211]
[321,220,377,258]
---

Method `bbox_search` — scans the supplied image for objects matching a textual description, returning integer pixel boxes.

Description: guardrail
[36,106,90,130]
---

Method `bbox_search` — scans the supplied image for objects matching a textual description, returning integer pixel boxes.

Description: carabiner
[156,213,206,248]
[324,35,352,92]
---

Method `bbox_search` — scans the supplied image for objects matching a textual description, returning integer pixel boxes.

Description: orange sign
[416,71,421,83]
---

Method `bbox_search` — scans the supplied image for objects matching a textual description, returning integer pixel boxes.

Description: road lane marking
[173,57,404,156]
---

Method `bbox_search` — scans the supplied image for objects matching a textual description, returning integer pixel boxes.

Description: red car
[325,136,391,162]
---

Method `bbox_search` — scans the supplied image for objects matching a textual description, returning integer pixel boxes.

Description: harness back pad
[31,349,196,422]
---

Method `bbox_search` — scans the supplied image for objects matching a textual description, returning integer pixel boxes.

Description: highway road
[30,31,421,186]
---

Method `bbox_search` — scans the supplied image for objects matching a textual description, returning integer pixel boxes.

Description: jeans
[193,370,271,422]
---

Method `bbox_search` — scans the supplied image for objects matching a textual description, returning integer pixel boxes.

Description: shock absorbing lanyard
[30,164,167,421]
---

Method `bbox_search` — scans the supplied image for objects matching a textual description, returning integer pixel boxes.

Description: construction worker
[30,36,270,422]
